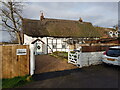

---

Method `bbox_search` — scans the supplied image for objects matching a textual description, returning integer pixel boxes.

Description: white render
[108,31,119,37]
[24,34,70,54]
[80,52,103,67]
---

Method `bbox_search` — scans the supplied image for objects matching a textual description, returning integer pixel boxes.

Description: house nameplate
[17,49,27,55]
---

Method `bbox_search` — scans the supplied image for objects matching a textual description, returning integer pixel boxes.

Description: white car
[102,46,120,66]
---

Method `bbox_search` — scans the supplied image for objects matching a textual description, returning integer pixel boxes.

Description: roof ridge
[44,18,91,24]
[23,18,91,24]
[45,18,77,21]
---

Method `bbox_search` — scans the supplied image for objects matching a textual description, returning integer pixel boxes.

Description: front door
[35,41,43,55]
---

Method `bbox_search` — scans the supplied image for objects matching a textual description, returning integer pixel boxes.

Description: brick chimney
[40,12,44,21]
[79,17,83,22]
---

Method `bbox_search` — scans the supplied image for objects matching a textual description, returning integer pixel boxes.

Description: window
[53,44,57,49]
[62,44,66,48]
[106,48,120,57]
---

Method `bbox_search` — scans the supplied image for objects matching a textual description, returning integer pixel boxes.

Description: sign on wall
[17,49,27,55]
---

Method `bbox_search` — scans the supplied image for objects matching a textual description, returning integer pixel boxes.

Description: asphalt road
[21,64,120,88]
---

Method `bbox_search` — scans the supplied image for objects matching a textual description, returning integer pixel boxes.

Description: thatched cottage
[22,13,118,54]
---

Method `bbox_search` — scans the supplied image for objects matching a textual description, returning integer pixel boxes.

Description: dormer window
[108,31,113,37]
[114,31,118,37]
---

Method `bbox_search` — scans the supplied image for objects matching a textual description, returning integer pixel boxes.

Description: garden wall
[78,45,119,67]
[68,45,109,67]
[79,52,103,67]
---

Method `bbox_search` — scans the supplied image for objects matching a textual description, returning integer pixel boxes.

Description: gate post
[30,44,35,75]
[77,51,82,68]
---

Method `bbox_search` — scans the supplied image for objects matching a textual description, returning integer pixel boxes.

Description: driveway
[35,55,78,74]
[21,64,120,88]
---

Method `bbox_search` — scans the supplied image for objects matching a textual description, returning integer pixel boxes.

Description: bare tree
[0,0,24,44]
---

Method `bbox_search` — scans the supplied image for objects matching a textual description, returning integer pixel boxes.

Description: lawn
[51,51,68,59]
[2,75,33,88]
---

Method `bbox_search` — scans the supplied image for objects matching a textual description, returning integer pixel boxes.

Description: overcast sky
[1,1,119,42]
[23,2,118,27]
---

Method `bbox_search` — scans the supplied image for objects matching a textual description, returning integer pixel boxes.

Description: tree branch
[1,0,23,44]
[1,9,13,21]
[2,19,16,30]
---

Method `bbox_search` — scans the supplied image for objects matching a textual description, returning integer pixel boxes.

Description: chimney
[40,12,44,21]
[79,17,83,22]
[115,26,118,31]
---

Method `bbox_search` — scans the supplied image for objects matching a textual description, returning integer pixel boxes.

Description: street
[21,64,119,88]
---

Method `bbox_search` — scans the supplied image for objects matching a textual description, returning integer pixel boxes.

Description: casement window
[62,43,66,48]
[53,44,57,49]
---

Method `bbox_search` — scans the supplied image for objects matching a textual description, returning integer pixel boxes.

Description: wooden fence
[0,45,30,78]
[82,45,118,52]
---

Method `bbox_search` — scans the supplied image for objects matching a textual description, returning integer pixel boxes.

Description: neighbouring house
[94,26,118,38]
[22,13,118,54]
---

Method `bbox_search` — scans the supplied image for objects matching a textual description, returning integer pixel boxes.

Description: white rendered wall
[79,52,103,67]
[24,35,47,54]
[47,37,69,53]
[68,51,103,68]
[24,34,70,54]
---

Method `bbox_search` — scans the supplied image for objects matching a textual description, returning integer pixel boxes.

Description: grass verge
[2,75,33,88]
[50,51,68,61]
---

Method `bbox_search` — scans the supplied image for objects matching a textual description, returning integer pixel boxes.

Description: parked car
[102,46,120,66]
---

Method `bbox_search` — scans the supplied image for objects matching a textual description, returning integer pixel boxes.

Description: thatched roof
[22,18,102,38]
[95,27,117,38]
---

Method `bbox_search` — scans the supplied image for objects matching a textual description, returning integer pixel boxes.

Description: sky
[22,2,118,28]
[1,1,119,42]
